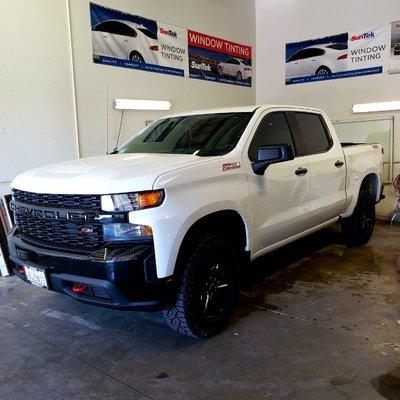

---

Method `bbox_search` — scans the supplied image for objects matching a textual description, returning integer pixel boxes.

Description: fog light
[103,223,153,242]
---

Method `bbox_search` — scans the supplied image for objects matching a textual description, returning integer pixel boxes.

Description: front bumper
[7,229,174,311]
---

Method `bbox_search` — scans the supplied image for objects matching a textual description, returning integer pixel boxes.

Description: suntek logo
[160,28,177,38]
[351,32,375,41]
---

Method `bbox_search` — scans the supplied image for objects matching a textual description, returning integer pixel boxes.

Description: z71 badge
[222,162,241,171]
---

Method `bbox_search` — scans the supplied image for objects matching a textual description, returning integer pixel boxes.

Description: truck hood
[11,153,208,195]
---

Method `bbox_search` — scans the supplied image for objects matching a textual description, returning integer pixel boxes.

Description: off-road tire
[163,234,239,338]
[341,189,375,246]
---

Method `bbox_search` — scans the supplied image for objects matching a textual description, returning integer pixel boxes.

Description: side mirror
[252,144,294,175]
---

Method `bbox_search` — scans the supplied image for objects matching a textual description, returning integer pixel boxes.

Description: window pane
[95,22,113,32]
[138,28,157,40]
[311,49,325,56]
[326,43,348,50]
[295,113,330,155]
[248,113,294,161]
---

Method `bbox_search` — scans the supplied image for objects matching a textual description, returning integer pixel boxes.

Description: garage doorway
[333,117,394,183]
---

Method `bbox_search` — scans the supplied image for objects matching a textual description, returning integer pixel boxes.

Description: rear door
[246,111,311,254]
[290,112,346,225]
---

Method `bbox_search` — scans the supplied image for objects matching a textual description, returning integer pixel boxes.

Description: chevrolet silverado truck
[7,105,383,338]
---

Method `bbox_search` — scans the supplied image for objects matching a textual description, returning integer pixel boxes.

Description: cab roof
[163,105,325,118]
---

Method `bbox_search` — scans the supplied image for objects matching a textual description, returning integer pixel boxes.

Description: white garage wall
[69,0,256,157]
[0,0,78,196]
[256,0,400,218]
[0,0,255,194]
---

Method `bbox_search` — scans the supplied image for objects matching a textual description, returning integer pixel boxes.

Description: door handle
[335,160,344,168]
[295,167,308,176]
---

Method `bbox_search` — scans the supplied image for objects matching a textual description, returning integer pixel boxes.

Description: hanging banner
[90,3,188,77]
[188,30,252,87]
[285,24,391,85]
[389,20,400,74]
[348,25,391,72]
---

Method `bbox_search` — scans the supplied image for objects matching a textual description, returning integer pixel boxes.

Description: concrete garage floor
[0,222,400,400]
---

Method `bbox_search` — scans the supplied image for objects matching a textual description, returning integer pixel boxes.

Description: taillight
[337,54,347,60]
[149,45,159,51]
[244,68,252,71]
[72,283,88,293]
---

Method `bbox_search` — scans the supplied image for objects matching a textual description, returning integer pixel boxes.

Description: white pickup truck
[7,105,383,338]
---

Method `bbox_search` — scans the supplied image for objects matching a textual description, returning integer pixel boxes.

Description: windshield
[116,112,253,156]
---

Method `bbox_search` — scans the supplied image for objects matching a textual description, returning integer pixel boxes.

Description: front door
[246,111,311,254]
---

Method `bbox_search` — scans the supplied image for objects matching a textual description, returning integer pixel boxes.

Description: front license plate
[24,265,48,289]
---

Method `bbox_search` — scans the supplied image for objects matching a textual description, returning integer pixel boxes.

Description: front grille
[12,189,101,210]
[12,190,104,249]
[15,213,103,249]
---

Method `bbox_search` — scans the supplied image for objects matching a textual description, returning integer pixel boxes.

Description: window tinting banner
[90,3,188,77]
[188,30,252,87]
[389,21,400,74]
[285,24,391,85]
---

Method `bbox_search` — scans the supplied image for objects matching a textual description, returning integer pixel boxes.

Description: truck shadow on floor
[234,223,383,320]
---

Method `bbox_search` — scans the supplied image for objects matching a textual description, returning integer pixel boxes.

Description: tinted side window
[308,48,325,57]
[95,21,114,32]
[113,22,136,37]
[288,50,306,62]
[231,59,240,65]
[294,113,331,155]
[326,43,348,50]
[248,113,294,162]
[96,21,136,37]
[288,48,325,62]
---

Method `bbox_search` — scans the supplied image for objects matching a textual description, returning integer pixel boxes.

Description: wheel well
[129,50,143,60]
[183,210,247,251]
[360,173,379,200]
[171,210,248,285]
[315,65,331,73]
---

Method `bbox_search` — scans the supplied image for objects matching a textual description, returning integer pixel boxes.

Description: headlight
[103,223,153,242]
[101,190,164,212]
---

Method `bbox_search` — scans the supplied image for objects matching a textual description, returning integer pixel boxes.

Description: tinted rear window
[294,113,331,155]
[138,28,158,40]
[326,43,348,50]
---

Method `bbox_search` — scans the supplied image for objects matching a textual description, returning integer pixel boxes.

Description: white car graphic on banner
[92,19,159,64]
[217,58,252,80]
[285,43,348,80]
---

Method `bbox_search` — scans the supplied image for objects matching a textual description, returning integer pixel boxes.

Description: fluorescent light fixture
[114,99,171,111]
[353,101,400,113]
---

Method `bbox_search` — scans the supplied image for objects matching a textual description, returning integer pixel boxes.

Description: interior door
[247,112,311,254]
[292,112,347,225]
